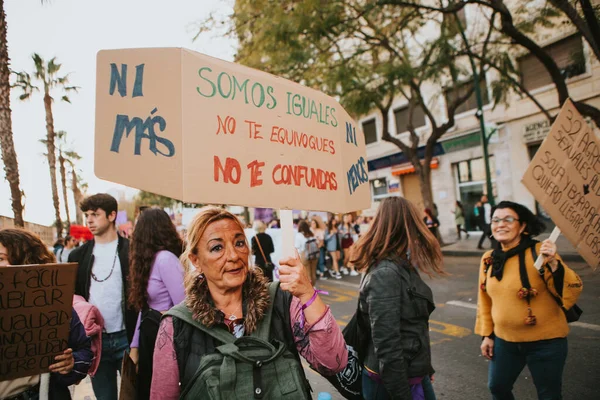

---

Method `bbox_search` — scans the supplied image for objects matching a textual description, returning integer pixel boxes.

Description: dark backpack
[164,282,311,400]
[305,238,320,260]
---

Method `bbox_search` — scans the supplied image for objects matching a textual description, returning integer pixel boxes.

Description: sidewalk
[442,231,585,263]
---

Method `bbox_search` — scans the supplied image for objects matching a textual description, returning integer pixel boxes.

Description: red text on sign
[269,126,335,155]
[244,120,263,139]
[214,156,241,184]
[247,160,265,187]
[272,164,337,191]
[216,115,236,135]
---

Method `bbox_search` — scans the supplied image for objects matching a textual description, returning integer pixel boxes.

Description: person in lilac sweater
[150,207,347,399]
[127,208,185,399]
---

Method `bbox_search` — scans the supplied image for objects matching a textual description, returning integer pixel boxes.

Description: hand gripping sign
[95,48,370,255]
[522,99,600,270]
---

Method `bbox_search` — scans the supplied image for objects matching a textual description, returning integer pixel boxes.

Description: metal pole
[456,14,495,206]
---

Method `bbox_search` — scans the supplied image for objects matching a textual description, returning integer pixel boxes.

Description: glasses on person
[491,216,519,224]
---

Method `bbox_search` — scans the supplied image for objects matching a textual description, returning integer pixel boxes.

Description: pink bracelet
[299,289,328,328]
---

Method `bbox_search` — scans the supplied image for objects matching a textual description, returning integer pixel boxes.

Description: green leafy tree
[13,54,78,236]
[134,190,181,209]
[215,0,497,209]
[379,0,600,127]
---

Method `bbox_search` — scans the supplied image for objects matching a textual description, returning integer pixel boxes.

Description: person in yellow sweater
[475,201,583,400]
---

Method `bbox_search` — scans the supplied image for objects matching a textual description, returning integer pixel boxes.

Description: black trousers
[478,224,493,248]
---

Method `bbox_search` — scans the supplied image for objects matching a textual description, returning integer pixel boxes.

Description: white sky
[1,0,236,225]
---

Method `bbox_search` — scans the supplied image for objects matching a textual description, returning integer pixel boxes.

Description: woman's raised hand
[540,239,559,271]
[279,250,314,303]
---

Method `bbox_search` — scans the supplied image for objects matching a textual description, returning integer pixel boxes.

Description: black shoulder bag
[531,246,582,323]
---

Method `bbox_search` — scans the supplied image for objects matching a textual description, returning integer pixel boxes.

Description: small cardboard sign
[0,263,77,381]
[522,99,600,269]
[94,48,370,213]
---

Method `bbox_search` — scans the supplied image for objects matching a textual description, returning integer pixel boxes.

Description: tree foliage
[207,0,494,208]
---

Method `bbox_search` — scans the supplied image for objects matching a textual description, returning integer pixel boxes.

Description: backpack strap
[253,281,279,341]
[164,303,236,344]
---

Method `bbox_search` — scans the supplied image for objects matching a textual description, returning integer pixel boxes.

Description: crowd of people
[0,192,583,400]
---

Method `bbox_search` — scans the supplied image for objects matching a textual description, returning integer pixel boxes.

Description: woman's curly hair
[128,208,184,311]
[0,228,56,265]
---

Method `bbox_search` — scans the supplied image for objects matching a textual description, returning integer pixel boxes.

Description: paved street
[72,255,599,400]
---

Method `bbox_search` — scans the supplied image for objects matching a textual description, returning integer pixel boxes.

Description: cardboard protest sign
[94,48,370,213]
[0,263,77,381]
[522,99,600,269]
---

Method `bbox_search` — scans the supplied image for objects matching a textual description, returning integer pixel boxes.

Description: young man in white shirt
[69,193,136,400]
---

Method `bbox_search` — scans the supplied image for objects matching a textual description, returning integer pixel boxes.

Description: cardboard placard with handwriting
[94,48,370,213]
[0,263,77,381]
[522,99,600,269]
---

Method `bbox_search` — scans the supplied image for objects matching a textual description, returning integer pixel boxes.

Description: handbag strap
[531,246,567,309]
[255,234,269,263]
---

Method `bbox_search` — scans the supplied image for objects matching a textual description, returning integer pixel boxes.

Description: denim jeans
[362,369,390,400]
[318,247,326,273]
[488,337,568,400]
[91,330,129,400]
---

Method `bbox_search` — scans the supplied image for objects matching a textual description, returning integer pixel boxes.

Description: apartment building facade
[360,6,600,241]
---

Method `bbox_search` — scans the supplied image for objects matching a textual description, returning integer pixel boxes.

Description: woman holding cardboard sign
[150,207,346,399]
[0,228,93,400]
[475,201,583,399]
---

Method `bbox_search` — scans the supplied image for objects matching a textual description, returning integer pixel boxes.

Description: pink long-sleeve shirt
[131,250,185,348]
[150,296,347,399]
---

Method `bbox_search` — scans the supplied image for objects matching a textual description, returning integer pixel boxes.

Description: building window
[454,156,497,231]
[362,119,377,144]
[456,156,495,184]
[371,178,388,199]
[394,104,426,134]
[444,77,489,116]
[518,35,586,91]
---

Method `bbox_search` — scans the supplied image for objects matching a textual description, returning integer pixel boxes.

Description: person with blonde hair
[351,197,444,399]
[251,219,275,281]
[150,207,347,399]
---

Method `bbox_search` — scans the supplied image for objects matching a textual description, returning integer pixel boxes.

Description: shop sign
[523,119,551,144]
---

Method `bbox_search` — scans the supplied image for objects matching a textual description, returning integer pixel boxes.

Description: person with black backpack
[295,220,320,286]
[476,201,583,400]
[150,207,347,399]
[127,208,185,399]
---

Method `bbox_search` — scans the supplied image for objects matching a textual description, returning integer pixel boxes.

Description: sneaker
[350,270,359,276]
[340,266,349,275]
[319,274,328,280]
[333,271,342,279]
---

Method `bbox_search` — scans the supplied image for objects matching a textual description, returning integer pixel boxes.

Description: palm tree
[71,168,86,225]
[13,54,78,236]
[56,130,72,231]
[0,0,24,226]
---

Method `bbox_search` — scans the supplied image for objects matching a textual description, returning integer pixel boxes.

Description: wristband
[299,289,328,328]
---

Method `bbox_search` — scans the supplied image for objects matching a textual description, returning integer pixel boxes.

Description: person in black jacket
[0,228,93,400]
[251,220,275,281]
[351,197,445,400]
[68,193,137,400]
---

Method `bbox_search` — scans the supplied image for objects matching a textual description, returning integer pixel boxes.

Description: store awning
[391,158,440,176]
